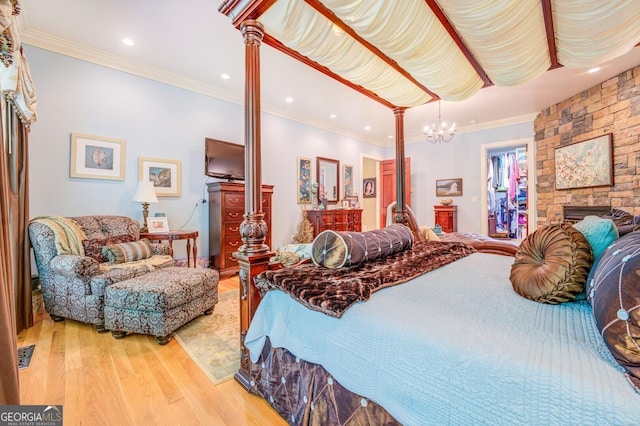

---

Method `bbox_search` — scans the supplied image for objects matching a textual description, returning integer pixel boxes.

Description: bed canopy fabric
[222,0,640,108]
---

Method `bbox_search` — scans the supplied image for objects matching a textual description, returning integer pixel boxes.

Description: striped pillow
[102,239,153,264]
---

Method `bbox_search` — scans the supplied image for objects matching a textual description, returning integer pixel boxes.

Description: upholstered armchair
[29,215,174,332]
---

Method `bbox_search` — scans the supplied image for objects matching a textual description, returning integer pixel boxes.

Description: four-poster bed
[218,0,640,423]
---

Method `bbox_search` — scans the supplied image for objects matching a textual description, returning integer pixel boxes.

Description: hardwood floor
[17,276,286,425]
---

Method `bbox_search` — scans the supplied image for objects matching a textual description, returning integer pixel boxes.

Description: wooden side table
[434,205,457,233]
[141,230,199,268]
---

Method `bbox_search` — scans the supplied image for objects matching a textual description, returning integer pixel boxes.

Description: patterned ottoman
[104,267,219,344]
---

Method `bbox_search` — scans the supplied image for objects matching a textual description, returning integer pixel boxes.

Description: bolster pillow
[311,224,414,268]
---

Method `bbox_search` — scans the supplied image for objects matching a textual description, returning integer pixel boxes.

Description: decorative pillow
[311,224,414,269]
[420,226,441,241]
[602,208,640,236]
[510,223,593,304]
[277,243,313,259]
[101,239,153,264]
[82,234,137,262]
[270,251,302,267]
[572,215,619,260]
[587,231,640,391]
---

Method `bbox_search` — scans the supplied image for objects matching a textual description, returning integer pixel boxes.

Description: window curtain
[0,0,37,404]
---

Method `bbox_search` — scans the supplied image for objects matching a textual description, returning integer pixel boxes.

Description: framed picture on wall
[70,133,126,180]
[297,157,312,204]
[343,164,353,197]
[139,157,182,197]
[436,178,463,197]
[363,178,376,198]
[554,134,613,190]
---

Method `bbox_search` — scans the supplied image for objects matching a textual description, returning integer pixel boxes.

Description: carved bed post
[233,18,274,390]
[392,107,422,240]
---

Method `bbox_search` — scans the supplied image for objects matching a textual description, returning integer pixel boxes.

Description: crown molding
[20,28,243,104]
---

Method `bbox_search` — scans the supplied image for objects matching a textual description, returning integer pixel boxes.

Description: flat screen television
[205,138,245,181]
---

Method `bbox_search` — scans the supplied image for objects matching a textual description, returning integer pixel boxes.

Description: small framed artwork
[343,164,353,198]
[70,133,126,180]
[147,216,169,233]
[139,157,182,197]
[297,157,312,204]
[363,178,376,198]
[346,195,359,208]
[555,134,613,190]
[436,178,463,197]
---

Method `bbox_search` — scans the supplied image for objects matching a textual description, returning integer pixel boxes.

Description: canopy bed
[218,0,640,423]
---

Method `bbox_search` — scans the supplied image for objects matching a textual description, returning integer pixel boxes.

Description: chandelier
[424,101,456,143]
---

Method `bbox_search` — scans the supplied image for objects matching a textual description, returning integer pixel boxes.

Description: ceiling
[17,0,640,146]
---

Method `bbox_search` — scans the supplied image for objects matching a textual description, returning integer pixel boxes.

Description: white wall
[25,46,385,259]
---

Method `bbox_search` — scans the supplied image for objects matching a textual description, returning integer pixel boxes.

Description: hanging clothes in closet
[487,152,519,238]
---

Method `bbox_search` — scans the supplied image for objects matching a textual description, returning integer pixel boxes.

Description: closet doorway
[480,138,535,240]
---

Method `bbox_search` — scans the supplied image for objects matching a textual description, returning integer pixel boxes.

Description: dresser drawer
[319,212,334,226]
[223,237,242,252]
[223,193,244,208]
[223,208,244,223]
[334,211,349,221]
[223,222,241,236]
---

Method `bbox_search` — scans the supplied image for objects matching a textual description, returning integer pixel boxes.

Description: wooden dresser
[207,182,274,277]
[305,209,362,237]
[434,205,457,233]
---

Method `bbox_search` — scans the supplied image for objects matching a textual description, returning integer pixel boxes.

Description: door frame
[480,137,536,236]
[360,153,382,230]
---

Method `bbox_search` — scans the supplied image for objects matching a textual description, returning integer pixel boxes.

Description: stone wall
[534,64,640,226]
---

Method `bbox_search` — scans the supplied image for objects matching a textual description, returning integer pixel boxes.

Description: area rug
[174,290,239,385]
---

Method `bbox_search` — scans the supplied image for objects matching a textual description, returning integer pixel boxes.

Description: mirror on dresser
[316,157,340,204]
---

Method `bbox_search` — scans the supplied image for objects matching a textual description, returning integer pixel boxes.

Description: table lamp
[132,180,158,232]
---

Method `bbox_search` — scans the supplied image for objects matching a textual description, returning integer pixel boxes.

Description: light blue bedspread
[245,253,640,425]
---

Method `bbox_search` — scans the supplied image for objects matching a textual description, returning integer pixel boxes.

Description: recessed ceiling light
[364,126,371,131]
[588,67,601,74]
[221,73,230,80]
[285,97,294,103]
[329,114,336,118]
[122,38,135,46]
[388,135,393,139]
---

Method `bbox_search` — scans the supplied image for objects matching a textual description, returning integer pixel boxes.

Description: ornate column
[393,107,409,225]
[234,19,273,390]
[238,20,269,254]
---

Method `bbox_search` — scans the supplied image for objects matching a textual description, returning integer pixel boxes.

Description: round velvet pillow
[510,223,593,304]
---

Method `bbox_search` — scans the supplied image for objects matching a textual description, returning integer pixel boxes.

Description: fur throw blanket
[255,240,476,317]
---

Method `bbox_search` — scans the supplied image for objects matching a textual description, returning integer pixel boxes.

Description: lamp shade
[132,180,158,203]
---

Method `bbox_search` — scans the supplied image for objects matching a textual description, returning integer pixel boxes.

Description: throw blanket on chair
[255,240,476,318]
[31,215,87,256]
